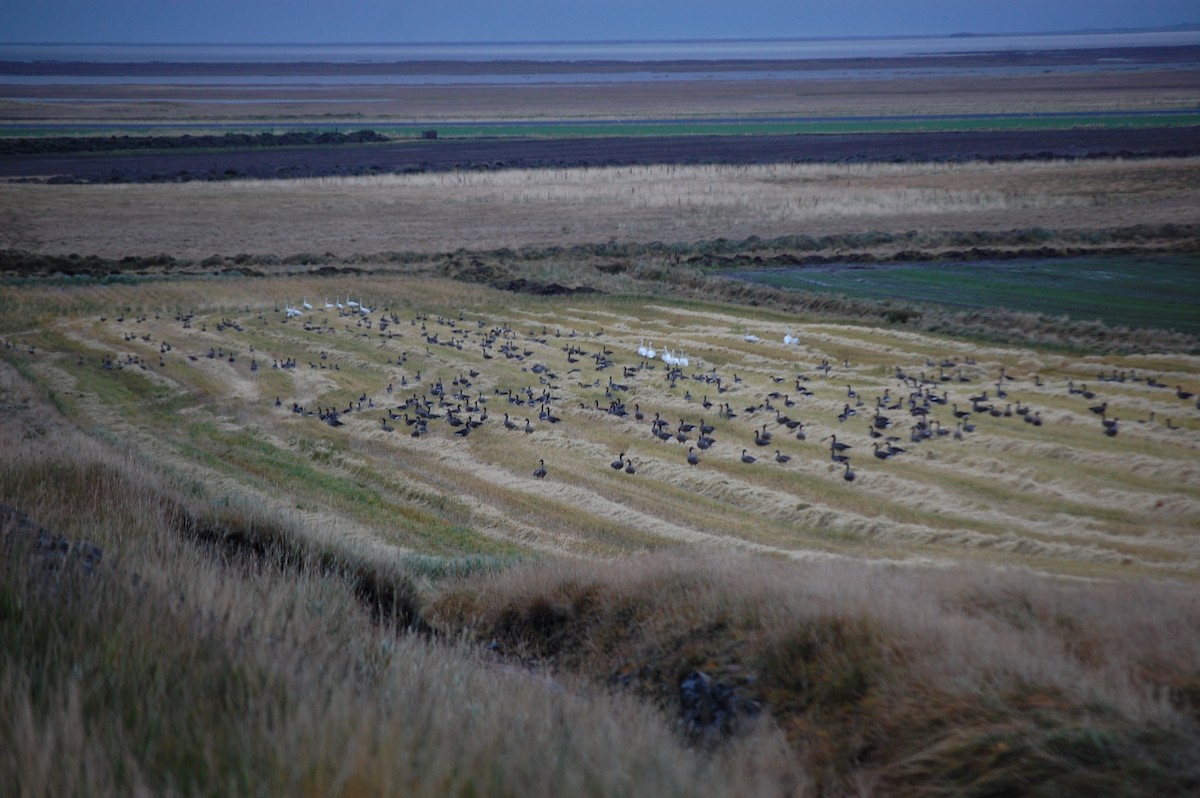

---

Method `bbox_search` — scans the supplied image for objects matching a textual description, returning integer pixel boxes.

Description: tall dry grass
[428,552,1200,794]
[4,158,1197,258]
[0,362,802,797]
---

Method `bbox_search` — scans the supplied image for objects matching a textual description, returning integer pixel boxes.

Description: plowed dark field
[4,126,1198,183]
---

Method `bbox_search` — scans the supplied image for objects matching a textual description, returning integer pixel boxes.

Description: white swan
[637,338,647,358]
[783,332,798,345]
[302,297,312,310]
[744,333,761,344]
[645,341,656,359]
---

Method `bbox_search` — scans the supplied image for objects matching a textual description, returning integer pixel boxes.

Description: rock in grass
[1,502,103,577]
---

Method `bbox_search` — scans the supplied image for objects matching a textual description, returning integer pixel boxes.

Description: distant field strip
[6,113,1200,141]
[372,113,1200,139]
[2,276,1198,580]
[4,157,1198,259]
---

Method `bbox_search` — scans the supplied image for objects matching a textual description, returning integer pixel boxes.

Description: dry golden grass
[0,389,800,797]
[4,159,1199,258]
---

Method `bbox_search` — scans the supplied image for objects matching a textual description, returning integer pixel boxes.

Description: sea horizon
[3,29,1200,64]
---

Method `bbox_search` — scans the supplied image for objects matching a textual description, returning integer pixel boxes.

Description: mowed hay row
[3,276,1199,578]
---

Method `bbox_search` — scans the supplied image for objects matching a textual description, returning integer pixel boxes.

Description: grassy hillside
[3,273,1199,795]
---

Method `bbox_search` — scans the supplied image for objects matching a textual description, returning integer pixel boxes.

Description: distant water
[3,30,1200,64]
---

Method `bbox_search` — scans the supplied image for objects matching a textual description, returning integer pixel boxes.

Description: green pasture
[729,255,1200,334]
[4,113,1198,141]
[380,114,1200,139]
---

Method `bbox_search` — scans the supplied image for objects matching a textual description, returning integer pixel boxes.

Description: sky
[3,1,1198,43]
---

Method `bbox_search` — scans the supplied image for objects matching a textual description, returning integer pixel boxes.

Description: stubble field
[4,274,1200,574]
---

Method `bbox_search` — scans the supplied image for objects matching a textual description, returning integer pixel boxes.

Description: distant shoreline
[3,45,1199,77]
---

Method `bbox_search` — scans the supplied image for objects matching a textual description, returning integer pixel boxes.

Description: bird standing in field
[611,452,626,471]
[687,447,700,466]
[533,459,547,479]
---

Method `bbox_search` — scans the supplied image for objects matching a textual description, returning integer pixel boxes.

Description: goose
[828,434,851,452]
[842,461,856,482]
[524,418,535,434]
[872,442,898,460]
[774,450,791,464]
[624,459,636,475]
[503,413,517,431]
[741,449,757,464]
[532,459,547,479]
[686,447,700,466]
[611,452,626,471]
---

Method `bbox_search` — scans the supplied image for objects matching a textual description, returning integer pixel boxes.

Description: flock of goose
[251,305,1200,485]
[68,301,1199,493]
